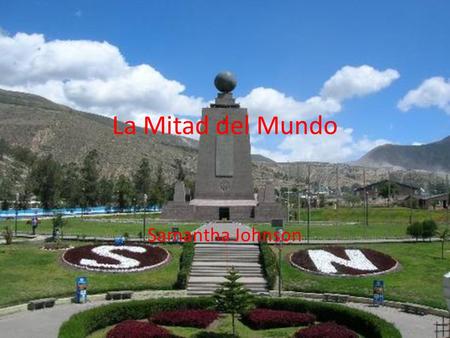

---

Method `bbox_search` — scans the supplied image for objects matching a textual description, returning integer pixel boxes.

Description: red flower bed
[106,320,175,338]
[291,246,398,276]
[295,322,358,338]
[151,309,219,328]
[241,308,316,329]
[62,244,169,272]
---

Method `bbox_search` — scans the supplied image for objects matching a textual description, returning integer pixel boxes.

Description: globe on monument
[214,71,237,93]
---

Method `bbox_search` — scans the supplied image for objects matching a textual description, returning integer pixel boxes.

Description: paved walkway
[0,301,105,338]
[0,292,445,338]
[346,302,442,338]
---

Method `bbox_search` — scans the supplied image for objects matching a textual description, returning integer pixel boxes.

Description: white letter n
[308,249,378,274]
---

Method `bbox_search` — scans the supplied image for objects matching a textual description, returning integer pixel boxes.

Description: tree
[60,163,82,208]
[2,226,13,245]
[406,221,423,241]
[98,177,114,206]
[378,181,398,199]
[422,219,438,241]
[115,175,135,210]
[150,164,167,206]
[52,214,66,239]
[213,267,254,337]
[27,154,61,209]
[133,157,152,203]
[0,176,13,210]
[81,150,100,207]
[437,228,449,259]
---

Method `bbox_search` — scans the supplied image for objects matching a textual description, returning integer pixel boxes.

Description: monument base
[160,202,193,220]
[255,202,286,222]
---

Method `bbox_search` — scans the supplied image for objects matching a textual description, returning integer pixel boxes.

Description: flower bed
[106,320,174,338]
[241,308,316,329]
[59,297,401,338]
[295,322,358,338]
[151,309,219,328]
[62,244,169,272]
[290,246,398,276]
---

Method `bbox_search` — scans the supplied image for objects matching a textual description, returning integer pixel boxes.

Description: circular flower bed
[295,322,358,338]
[106,320,174,338]
[62,244,169,272]
[290,246,398,276]
[151,309,219,328]
[241,308,316,329]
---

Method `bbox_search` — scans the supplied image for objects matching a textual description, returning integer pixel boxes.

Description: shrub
[2,226,13,245]
[406,222,422,240]
[259,241,277,289]
[151,309,218,328]
[241,308,316,329]
[59,297,401,338]
[59,297,215,338]
[295,322,358,338]
[106,320,174,338]
[174,241,194,289]
[422,219,438,240]
[254,298,401,338]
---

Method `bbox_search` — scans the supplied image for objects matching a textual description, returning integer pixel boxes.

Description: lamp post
[14,192,19,236]
[277,228,284,297]
[143,193,148,241]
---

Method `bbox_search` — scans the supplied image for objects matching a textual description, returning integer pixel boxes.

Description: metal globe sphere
[214,71,237,93]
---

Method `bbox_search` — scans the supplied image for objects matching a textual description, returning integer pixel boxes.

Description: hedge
[174,241,195,289]
[259,241,277,289]
[59,297,214,338]
[59,297,401,338]
[255,298,401,338]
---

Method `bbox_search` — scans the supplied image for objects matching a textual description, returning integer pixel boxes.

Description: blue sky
[0,0,449,162]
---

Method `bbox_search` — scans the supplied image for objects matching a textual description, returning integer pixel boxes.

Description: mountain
[0,89,273,183]
[0,88,447,194]
[0,88,199,178]
[356,136,450,172]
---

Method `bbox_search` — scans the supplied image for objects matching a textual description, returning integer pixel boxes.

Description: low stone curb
[273,290,450,318]
[0,290,187,318]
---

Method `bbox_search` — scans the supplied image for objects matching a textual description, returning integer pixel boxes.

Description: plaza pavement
[0,291,443,338]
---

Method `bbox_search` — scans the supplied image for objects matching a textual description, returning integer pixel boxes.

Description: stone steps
[187,240,268,296]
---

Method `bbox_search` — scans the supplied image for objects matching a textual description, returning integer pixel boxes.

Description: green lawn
[294,207,449,225]
[280,242,450,309]
[87,315,306,338]
[0,241,181,307]
[2,217,200,238]
[2,207,447,240]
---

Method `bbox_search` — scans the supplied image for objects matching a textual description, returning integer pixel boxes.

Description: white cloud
[239,65,399,120]
[0,30,398,161]
[239,88,341,120]
[321,65,400,101]
[398,76,450,114]
[252,128,390,162]
[0,31,206,118]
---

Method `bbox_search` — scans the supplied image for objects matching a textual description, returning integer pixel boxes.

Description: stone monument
[161,72,285,221]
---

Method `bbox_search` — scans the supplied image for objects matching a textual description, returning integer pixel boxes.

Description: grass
[86,315,304,338]
[294,207,449,224]
[1,217,199,238]
[2,207,448,240]
[0,241,181,308]
[280,242,450,309]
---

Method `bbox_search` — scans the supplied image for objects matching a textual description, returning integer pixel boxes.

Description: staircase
[187,242,268,296]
